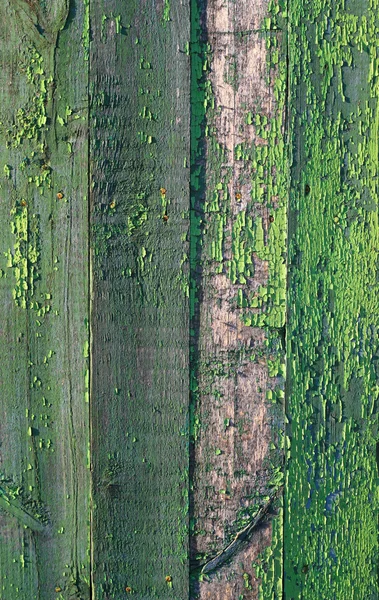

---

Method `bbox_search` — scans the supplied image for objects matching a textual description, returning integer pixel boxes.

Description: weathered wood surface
[190,0,287,597]
[0,0,379,599]
[0,1,90,599]
[90,2,190,599]
[285,0,379,597]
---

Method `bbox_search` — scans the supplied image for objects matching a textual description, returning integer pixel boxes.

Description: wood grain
[89,2,190,598]
[0,1,90,598]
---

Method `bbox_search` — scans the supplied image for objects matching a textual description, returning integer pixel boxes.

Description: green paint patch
[163,0,171,23]
[253,501,283,600]
[5,204,39,309]
[5,46,51,153]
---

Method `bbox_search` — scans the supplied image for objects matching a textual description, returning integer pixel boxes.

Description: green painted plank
[89,2,190,599]
[285,0,379,597]
[0,1,90,599]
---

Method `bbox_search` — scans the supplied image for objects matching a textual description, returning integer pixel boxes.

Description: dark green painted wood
[89,2,190,598]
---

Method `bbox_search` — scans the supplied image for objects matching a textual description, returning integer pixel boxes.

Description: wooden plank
[1,1,378,599]
[189,0,288,597]
[0,1,90,599]
[285,0,379,597]
[89,2,190,598]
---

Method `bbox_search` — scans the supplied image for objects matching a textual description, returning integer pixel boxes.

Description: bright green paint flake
[163,0,171,22]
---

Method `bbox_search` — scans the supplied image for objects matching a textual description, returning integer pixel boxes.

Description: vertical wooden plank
[285,0,379,596]
[189,0,288,597]
[90,1,190,598]
[0,1,90,599]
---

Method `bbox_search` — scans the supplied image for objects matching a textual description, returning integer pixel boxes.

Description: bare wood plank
[190,0,288,597]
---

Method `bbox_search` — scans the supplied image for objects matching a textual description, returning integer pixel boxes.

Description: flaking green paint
[284,0,379,596]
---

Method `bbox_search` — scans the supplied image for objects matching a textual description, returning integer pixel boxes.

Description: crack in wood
[191,486,283,576]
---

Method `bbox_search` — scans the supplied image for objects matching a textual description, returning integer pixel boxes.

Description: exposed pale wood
[190,0,287,597]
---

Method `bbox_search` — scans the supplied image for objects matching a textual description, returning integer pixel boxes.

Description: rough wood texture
[0,1,90,598]
[90,2,190,598]
[190,0,287,597]
[285,0,379,596]
[0,0,379,599]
